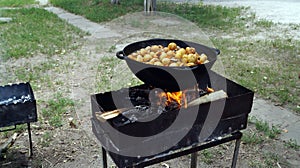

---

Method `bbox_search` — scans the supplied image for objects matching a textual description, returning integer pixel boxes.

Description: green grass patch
[242,117,281,144]
[0,0,37,7]
[255,19,274,28]
[242,131,264,145]
[0,8,85,60]
[0,124,27,139]
[50,0,144,23]
[253,118,281,139]
[50,0,250,31]
[284,139,300,150]
[39,131,53,147]
[159,2,249,30]
[41,93,75,128]
[95,56,142,92]
[200,149,214,164]
[2,59,59,89]
[249,152,282,168]
[212,37,300,113]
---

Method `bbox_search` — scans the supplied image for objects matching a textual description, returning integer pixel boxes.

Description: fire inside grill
[96,86,221,121]
[91,71,254,168]
[158,87,215,108]
[159,91,184,107]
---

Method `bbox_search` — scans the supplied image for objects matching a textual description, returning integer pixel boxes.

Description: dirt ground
[1,10,300,168]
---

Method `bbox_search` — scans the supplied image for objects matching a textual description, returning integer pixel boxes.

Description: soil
[0,9,299,168]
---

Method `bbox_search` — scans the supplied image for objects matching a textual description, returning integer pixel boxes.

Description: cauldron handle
[116,51,125,59]
[213,48,221,55]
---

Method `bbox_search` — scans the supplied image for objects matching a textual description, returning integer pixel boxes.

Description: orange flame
[159,91,188,108]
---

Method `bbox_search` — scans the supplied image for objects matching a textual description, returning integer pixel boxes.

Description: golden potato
[128,42,208,67]
[128,54,136,60]
[169,62,178,67]
[150,52,155,57]
[140,49,147,56]
[175,52,182,59]
[163,47,170,52]
[168,42,177,50]
[186,47,196,54]
[154,61,163,66]
[150,58,159,63]
[161,58,171,65]
[132,53,138,57]
[151,45,160,52]
[199,53,208,64]
[187,54,196,63]
[167,50,175,58]
[181,57,188,64]
[143,54,152,62]
[159,52,167,60]
[182,54,188,59]
[186,62,195,66]
[136,55,144,62]
[178,48,186,55]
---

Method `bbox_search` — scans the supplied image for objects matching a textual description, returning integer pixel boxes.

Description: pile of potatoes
[127,42,209,67]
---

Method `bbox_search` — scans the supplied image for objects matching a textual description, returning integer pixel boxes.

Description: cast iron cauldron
[116,39,220,91]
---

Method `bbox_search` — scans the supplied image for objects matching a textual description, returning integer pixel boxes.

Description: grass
[252,117,281,139]
[0,0,37,7]
[2,58,62,90]
[39,131,53,147]
[95,56,143,92]
[41,93,75,128]
[284,139,300,150]
[249,152,283,168]
[159,2,250,31]
[0,8,85,60]
[200,149,214,164]
[212,37,300,113]
[0,124,26,138]
[242,117,281,144]
[50,0,250,31]
[50,0,144,23]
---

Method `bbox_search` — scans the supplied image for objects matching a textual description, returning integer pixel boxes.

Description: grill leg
[102,147,107,168]
[27,123,33,157]
[231,133,242,168]
[190,152,197,168]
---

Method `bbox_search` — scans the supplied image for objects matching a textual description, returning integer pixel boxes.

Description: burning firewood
[95,108,128,121]
[187,90,227,107]
[95,90,227,121]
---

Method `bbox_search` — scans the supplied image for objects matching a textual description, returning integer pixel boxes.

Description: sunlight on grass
[50,0,144,22]
[0,0,37,7]
[0,8,85,60]
[41,93,75,128]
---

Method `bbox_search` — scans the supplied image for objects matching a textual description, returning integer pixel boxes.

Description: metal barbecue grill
[0,82,37,157]
[91,71,254,168]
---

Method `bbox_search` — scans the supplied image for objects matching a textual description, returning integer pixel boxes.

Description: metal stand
[231,134,242,168]
[101,132,242,168]
[0,123,33,158]
[144,0,156,15]
[102,147,108,168]
[27,123,33,157]
[191,152,198,168]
